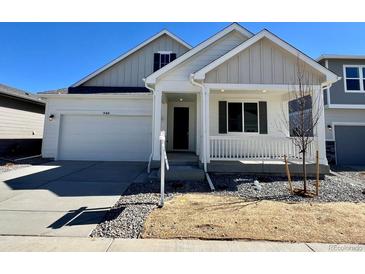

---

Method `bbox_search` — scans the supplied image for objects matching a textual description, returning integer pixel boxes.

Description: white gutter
[190,73,207,172]
[143,78,155,173]
[321,76,341,90]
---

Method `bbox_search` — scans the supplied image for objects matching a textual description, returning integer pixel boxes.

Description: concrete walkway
[0,161,147,237]
[0,236,363,252]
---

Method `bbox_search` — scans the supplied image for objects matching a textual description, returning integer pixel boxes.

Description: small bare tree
[280,58,323,194]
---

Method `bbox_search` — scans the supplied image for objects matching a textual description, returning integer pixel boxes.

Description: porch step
[169,160,199,166]
[167,153,199,166]
[149,166,205,182]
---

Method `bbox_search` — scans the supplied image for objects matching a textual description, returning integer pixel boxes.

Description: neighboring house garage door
[335,125,365,165]
[58,114,152,161]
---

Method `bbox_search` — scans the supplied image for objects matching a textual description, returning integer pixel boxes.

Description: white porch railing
[209,135,316,161]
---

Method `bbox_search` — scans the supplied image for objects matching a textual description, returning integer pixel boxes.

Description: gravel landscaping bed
[90,181,202,238]
[0,161,30,173]
[331,166,365,184]
[0,157,52,174]
[91,173,365,238]
[210,173,365,203]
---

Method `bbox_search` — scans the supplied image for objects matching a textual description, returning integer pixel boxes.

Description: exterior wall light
[220,89,225,93]
[49,114,55,121]
[327,125,332,130]
[179,98,183,102]
[262,90,267,93]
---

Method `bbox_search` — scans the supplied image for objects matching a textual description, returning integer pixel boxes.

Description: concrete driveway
[0,161,147,237]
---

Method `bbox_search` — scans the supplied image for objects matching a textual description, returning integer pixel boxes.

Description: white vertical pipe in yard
[159,131,166,207]
[316,86,328,165]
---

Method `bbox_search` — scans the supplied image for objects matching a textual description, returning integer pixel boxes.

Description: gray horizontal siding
[327,59,365,105]
[82,34,190,87]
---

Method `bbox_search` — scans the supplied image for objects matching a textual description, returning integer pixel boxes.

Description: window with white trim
[227,102,259,133]
[344,65,365,92]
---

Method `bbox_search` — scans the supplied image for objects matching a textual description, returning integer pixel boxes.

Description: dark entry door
[173,107,189,150]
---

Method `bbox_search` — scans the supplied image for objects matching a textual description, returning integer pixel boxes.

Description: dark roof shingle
[0,83,45,104]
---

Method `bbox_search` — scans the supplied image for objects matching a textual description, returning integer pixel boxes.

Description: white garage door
[58,114,152,161]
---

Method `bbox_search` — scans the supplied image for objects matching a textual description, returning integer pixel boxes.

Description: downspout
[190,73,207,172]
[320,77,341,107]
[143,78,155,173]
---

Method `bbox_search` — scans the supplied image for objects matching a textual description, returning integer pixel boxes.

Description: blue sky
[1,22,364,93]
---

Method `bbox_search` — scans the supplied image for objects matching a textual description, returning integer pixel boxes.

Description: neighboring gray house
[317,55,365,165]
[0,84,45,157]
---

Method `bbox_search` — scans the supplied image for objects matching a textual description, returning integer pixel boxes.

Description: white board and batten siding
[158,30,250,91]
[42,95,153,161]
[82,34,189,88]
[205,38,326,85]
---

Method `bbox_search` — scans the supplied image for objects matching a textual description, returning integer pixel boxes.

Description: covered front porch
[151,84,327,173]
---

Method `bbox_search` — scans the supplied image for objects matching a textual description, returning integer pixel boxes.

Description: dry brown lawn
[142,194,365,244]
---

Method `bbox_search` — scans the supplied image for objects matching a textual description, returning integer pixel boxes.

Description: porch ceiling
[210,88,287,96]
[165,93,197,102]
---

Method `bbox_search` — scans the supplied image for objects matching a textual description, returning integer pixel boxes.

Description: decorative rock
[253,180,262,191]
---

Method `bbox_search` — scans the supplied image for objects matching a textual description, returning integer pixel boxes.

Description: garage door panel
[335,125,365,165]
[58,115,151,161]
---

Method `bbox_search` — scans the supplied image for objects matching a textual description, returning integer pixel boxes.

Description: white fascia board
[327,104,365,110]
[194,29,340,83]
[38,93,152,100]
[145,23,254,84]
[71,30,192,87]
[317,54,365,62]
[204,83,320,92]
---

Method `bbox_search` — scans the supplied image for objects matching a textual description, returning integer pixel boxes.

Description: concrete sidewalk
[0,236,363,252]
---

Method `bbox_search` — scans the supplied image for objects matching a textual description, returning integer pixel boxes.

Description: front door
[173,107,189,150]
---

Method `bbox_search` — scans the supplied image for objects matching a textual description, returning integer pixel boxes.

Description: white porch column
[152,89,162,160]
[315,86,328,165]
[204,87,210,164]
[201,86,207,171]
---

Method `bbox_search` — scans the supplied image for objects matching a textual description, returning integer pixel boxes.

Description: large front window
[289,96,313,137]
[228,102,258,133]
[344,65,365,92]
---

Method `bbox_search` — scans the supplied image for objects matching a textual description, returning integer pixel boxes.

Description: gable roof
[145,23,254,84]
[317,54,365,61]
[193,29,339,83]
[71,29,192,87]
[0,83,44,105]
